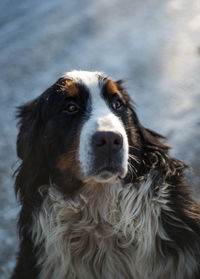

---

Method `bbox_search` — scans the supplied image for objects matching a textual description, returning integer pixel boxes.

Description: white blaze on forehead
[63,70,129,178]
[63,70,104,89]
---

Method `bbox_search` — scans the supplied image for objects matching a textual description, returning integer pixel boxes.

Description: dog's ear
[139,125,171,152]
[16,97,42,159]
[116,80,170,152]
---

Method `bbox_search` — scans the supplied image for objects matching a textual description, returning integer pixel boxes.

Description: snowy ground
[0,0,200,277]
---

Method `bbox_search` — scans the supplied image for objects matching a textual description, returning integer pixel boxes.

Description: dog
[11,70,200,279]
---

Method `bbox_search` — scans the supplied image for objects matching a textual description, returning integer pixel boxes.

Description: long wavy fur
[11,78,200,279]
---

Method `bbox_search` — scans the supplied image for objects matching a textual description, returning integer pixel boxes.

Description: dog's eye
[63,103,79,114]
[111,99,123,110]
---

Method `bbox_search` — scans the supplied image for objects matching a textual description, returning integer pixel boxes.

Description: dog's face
[66,71,130,183]
[17,70,167,194]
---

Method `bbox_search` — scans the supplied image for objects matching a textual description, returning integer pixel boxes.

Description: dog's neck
[32,171,197,279]
[32,171,180,279]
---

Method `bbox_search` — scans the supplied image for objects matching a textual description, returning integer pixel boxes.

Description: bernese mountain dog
[11,71,200,279]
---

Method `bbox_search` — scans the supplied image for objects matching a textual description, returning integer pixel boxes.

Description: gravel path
[0,0,199,277]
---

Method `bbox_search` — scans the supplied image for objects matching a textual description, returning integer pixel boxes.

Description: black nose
[92,131,123,153]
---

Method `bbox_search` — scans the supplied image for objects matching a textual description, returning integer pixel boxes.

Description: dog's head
[16,70,170,195]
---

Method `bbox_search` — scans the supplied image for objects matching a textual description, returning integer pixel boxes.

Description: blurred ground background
[0,0,200,277]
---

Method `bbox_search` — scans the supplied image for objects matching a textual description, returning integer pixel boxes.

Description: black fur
[11,73,200,278]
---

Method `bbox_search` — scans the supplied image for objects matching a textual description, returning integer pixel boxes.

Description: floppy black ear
[15,96,49,201]
[139,125,171,152]
[116,80,169,151]
[16,97,42,159]
[116,80,186,177]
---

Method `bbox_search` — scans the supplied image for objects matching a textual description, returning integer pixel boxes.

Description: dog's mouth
[91,166,125,183]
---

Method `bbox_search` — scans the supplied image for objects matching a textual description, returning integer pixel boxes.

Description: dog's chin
[89,167,126,184]
[93,171,118,183]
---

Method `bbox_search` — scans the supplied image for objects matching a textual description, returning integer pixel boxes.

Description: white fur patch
[32,173,198,279]
[63,70,129,180]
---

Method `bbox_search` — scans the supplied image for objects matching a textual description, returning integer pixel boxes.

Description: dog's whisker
[128,154,140,164]
[129,145,140,151]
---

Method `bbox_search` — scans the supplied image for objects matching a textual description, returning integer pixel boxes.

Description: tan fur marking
[55,134,84,193]
[56,134,82,177]
[56,154,75,171]
[61,80,79,97]
[106,80,120,96]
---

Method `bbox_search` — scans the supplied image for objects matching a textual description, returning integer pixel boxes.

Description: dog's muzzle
[91,131,124,181]
[79,113,129,183]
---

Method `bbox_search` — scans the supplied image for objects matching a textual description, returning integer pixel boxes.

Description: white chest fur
[32,174,196,279]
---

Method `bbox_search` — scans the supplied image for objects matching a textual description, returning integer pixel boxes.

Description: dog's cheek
[54,134,84,194]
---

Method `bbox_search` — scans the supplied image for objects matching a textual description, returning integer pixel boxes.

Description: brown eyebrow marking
[61,80,79,97]
[106,80,120,96]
